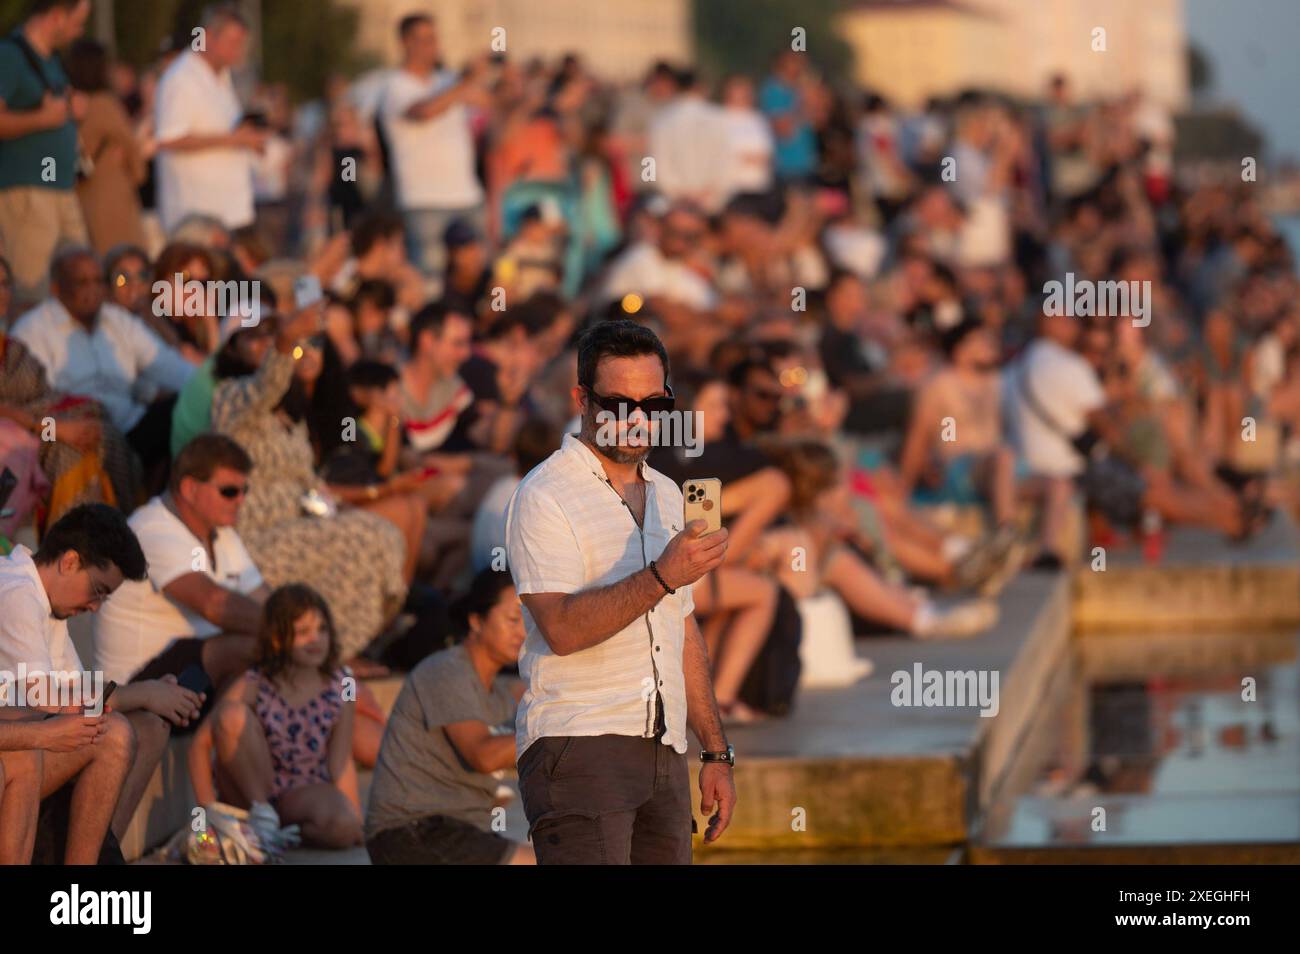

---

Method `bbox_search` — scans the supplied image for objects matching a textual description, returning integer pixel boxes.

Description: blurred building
[337,0,693,79]
[839,0,1189,108]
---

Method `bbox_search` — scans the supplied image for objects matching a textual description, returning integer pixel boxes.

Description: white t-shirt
[648,96,731,212]
[601,242,718,312]
[380,68,483,210]
[1006,338,1106,477]
[722,107,773,197]
[93,497,263,684]
[154,51,255,233]
[0,546,82,703]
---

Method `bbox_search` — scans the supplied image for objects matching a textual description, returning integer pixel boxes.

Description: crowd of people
[2,0,1299,864]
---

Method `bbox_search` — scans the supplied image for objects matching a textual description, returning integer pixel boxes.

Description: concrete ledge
[693,572,1071,849]
[1073,513,1300,632]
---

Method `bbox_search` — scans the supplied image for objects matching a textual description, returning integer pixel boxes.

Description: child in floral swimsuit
[189,584,363,849]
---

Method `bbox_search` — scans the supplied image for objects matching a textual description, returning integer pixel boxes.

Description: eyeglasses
[87,573,112,605]
[215,483,250,499]
[584,385,675,417]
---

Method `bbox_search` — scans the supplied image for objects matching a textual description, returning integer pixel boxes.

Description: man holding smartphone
[0,504,144,864]
[505,319,736,864]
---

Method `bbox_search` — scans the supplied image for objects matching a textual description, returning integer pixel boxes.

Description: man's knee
[101,711,136,761]
[128,710,171,756]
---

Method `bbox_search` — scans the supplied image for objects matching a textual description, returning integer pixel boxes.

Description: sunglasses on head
[584,384,675,417]
[215,482,249,499]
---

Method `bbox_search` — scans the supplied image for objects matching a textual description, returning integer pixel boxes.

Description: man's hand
[657,520,728,590]
[698,762,736,844]
[230,124,270,151]
[39,713,105,752]
[37,92,70,130]
[141,675,204,727]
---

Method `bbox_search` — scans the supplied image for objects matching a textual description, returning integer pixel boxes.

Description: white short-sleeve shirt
[155,51,255,232]
[93,497,263,684]
[11,299,196,433]
[0,546,82,703]
[379,68,483,211]
[505,433,695,758]
[1006,338,1106,477]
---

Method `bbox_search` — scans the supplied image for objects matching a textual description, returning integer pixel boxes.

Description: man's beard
[581,404,652,465]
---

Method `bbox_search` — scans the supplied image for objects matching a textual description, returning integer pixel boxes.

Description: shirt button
[659,680,663,686]
[654,646,660,652]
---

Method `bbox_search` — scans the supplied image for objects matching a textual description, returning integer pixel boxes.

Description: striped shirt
[505,432,695,759]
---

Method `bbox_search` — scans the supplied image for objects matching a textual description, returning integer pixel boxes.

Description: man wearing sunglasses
[0,503,144,864]
[93,434,269,841]
[505,319,737,864]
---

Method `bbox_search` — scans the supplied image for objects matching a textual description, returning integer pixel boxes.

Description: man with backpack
[0,0,92,308]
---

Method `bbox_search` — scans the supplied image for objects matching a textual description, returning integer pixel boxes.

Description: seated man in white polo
[93,433,267,831]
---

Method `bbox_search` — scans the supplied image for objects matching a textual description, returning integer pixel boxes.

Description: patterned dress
[0,331,141,527]
[212,349,407,658]
[248,667,346,802]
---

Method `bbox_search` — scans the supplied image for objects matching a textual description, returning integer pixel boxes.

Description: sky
[1185,0,1300,163]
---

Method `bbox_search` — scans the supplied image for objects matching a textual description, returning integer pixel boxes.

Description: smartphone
[85,680,117,715]
[683,478,723,535]
[177,663,212,697]
[294,274,323,311]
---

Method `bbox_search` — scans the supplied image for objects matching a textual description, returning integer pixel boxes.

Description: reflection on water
[982,630,1300,848]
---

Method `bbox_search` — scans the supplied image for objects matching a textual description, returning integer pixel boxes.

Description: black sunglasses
[584,385,675,417]
[216,483,249,499]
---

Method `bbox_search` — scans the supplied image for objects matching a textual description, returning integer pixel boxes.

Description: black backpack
[738,583,803,716]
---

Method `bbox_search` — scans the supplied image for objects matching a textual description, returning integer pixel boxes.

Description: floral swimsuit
[248,667,346,802]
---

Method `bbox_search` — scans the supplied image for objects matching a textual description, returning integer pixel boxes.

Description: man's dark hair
[576,319,670,391]
[351,278,396,313]
[669,367,725,412]
[513,291,566,338]
[350,212,403,258]
[48,245,97,288]
[939,316,984,360]
[346,358,399,392]
[409,300,469,346]
[398,12,433,40]
[33,504,147,582]
[171,434,252,494]
[726,356,775,391]
[27,0,83,17]
[200,3,249,32]
[513,416,560,475]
